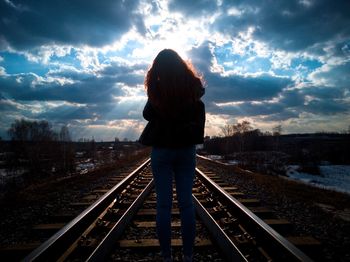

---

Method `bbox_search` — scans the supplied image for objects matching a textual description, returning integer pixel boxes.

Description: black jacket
[139,99,205,147]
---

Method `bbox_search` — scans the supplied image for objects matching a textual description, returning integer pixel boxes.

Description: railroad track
[2,157,320,261]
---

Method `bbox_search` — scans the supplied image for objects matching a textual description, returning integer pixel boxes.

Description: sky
[0,0,349,141]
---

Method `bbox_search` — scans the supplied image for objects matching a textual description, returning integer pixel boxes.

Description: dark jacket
[139,99,205,147]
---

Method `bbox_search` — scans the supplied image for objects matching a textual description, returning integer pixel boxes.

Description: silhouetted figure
[139,49,205,262]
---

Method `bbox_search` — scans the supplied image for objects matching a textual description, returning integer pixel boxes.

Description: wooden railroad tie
[32,223,66,231]
[247,206,274,218]
[0,242,41,260]
[92,189,110,194]
[134,221,181,228]
[118,238,212,248]
[221,186,238,191]
[49,213,77,222]
[236,198,260,206]
[137,209,180,216]
[69,202,92,207]
[81,195,100,201]
[263,218,293,233]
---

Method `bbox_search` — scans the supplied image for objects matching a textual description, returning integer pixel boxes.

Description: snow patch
[206,155,223,160]
[285,165,350,194]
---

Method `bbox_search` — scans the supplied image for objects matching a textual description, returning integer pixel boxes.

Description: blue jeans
[151,146,196,259]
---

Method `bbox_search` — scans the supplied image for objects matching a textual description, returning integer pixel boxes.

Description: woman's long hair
[145,49,204,115]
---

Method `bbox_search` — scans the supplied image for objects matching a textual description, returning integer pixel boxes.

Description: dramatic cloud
[189,42,293,103]
[0,0,146,49]
[0,0,349,140]
[211,0,350,52]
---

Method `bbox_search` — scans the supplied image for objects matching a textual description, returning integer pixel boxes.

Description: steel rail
[196,154,231,166]
[193,195,248,262]
[195,167,313,262]
[87,179,154,262]
[24,158,151,262]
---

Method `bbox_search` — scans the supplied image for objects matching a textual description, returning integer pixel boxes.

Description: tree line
[205,121,282,154]
[203,121,350,166]
[5,119,75,178]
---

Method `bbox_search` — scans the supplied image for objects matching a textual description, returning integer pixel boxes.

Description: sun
[131,4,209,61]
[154,36,190,60]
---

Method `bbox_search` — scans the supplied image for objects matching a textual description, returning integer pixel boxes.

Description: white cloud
[18,45,73,64]
[205,113,231,137]
[76,48,101,70]
[227,7,242,16]
[307,64,333,86]
[299,0,314,7]
[270,50,295,70]
[82,119,145,141]
[0,66,6,76]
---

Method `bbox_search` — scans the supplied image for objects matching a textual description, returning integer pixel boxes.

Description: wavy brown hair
[145,49,204,115]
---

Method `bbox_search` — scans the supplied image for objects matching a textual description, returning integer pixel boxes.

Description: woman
[139,49,205,262]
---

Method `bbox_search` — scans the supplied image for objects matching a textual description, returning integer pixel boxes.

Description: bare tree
[272,125,283,151]
[59,125,71,142]
[241,120,253,133]
[59,125,74,173]
[221,123,235,155]
[89,137,96,163]
[220,121,253,153]
[221,123,234,137]
[233,121,253,152]
[272,125,283,136]
[8,119,57,142]
[7,119,58,175]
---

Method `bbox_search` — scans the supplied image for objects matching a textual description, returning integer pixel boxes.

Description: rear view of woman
[139,49,205,262]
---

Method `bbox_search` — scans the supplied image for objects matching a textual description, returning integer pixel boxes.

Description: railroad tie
[81,195,100,201]
[92,189,110,194]
[263,218,293,234]
[236,198,260,206]
[137,208,180,216]
[49,213,77,222]
[118,238,212,248]
[0,242,41,261]
[248,206,274,217]
[287,236,322,258]
[32,223,66,231]
[69,202,92,207]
